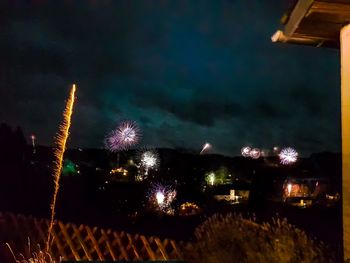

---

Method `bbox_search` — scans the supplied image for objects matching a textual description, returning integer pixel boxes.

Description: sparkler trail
[46,84,76,251]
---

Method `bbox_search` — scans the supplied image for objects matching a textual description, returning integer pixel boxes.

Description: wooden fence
[0,212,184,261]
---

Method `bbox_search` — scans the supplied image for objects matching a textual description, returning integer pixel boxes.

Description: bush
[184,214,335,263]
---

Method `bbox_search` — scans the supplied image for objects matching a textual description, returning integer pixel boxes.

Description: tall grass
[184,213,336,263]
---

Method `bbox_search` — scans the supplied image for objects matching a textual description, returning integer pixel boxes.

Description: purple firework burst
[105,121,141,151]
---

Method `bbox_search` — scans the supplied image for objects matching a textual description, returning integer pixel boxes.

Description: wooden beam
[311,1,350,16]
[285,0,315,36]
[271,30,338,48]
[341,23,350,261]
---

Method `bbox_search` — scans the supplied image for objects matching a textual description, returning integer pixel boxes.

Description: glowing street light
[30,134,36,154]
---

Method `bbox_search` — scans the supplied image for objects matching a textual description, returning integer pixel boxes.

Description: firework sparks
[148,183,177,213]
[105,121,140,151]
[200,142,211,154]
[241,146,251,157]
[207,172,215,186]
[6,241,59,263]
[136,150,159,181]
[141,150,159,169]
[47,84,76,251]
[250,148,261,159]
[279,147,298,165]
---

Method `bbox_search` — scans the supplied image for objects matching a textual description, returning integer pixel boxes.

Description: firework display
[279,147,298,165]
[105,121,140,151]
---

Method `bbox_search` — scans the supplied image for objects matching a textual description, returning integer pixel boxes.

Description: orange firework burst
[46,84,76,251]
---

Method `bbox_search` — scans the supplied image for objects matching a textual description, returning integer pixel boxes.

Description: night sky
[0,0,341,156]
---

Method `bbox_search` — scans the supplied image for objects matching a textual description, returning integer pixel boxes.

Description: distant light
[209,173,215,186]
[110,167,128,175]
[230,189,236,201]
[30,134,36,154]
[287,183,292,196]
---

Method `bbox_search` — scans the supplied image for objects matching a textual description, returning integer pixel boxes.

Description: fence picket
[0,212,183,261]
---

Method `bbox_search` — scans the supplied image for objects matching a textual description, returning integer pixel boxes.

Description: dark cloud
[0,0,341,156]
[130,86,242,126]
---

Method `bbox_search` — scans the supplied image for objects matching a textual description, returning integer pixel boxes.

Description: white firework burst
[279,147,298,165]
[241,146,251,157]
[141,150,159,169]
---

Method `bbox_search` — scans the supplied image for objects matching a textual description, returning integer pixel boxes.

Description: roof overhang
[272,0,350,49]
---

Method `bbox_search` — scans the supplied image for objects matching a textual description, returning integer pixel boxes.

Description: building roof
[272,0,350,48]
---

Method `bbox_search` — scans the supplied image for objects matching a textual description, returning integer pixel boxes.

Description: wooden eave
[272,0,350,49]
